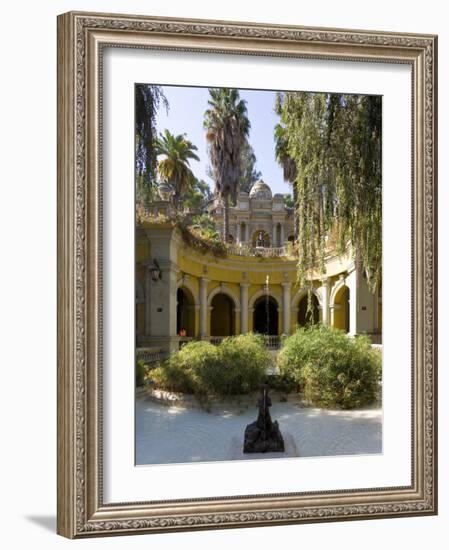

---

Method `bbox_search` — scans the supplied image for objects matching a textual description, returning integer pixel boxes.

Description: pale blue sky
[153,85,289,195]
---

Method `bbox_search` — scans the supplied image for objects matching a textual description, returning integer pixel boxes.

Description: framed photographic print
[57,11,438,538]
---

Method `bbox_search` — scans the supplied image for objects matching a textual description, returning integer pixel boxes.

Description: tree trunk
[223,193,229,242]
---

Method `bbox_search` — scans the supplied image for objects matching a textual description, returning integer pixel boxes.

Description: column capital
[200,277,210,284]
[281,282,292,289]
[239,282,251,288]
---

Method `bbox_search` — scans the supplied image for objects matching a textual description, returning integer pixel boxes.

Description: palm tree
[155,130,200,209]
[135,84,168,206]
[204,88,250,242]
[274,122,298,240]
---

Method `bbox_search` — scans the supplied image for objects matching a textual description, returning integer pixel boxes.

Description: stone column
[280,224,285,246]
[148,260,179,353]
[245,223,250,243]
[148,261,178,337]
[374,287,380,333]
[166,267,178,338]
[329,305,336,328]
[237,223,241,244]
[281,282,292,335]
[199,277,209,338]
[144,267,152,336]
[320,278,331,325]
[347,270,357,336]
[272,223,277,247]
[240,283,250,333]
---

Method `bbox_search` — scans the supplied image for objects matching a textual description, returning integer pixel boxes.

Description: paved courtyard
[136,396,382,465]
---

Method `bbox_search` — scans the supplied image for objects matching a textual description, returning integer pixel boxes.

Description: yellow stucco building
[136,181,382,355]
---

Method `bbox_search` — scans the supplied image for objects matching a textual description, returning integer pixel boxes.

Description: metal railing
[139,333,376,358]
[178,337,194,349]
[199,335,280,349]
[207,336,226,346]
[136,347,166,364]
[262,335,281,350]
[225,243,294,258]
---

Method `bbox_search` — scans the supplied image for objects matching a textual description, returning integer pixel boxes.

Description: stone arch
[329,277,347,308]
[207,285,240,310]
[330,279,350,333]
[248,289,281,311]
[177,278,198,306]
[291,287,322,310]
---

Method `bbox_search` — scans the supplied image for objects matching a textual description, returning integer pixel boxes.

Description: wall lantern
[150,259,162,282]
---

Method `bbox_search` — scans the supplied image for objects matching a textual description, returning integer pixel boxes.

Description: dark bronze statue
[243,384,285,453]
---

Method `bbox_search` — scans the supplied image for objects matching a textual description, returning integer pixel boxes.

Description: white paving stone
[136,396,382,465]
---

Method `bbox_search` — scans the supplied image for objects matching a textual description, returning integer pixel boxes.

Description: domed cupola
[249,179,272,201]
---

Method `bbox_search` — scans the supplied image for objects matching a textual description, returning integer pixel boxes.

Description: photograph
[134,84,383,465]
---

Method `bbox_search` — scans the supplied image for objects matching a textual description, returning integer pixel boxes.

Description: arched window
[333,285,350,333]
[252,230,270,248]
[176,287,195,337]
[210,294,235,336]
[253,296,278,335]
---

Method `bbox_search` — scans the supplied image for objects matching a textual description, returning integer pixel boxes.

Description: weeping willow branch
[276,91,382,293]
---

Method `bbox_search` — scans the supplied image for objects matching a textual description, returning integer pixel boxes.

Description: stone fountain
[243,384,285,453]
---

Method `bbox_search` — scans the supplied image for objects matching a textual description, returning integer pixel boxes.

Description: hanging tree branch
[276,91,382,293]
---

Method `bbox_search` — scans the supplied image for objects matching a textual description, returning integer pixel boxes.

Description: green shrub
[170,340,221,395]
[149,360,197,393]
[218,334,270,395]
[148,334,269,397]
[136,360,148,387]
[277,325,381,409]
[266,374,297,394]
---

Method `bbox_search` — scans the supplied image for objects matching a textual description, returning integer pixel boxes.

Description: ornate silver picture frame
[57,11,437,538]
